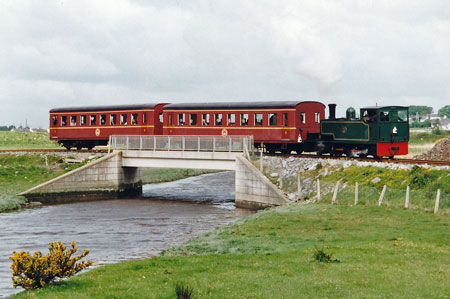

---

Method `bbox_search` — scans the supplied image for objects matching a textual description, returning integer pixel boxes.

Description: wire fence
[306,180,449,214]
[260,172,448,214]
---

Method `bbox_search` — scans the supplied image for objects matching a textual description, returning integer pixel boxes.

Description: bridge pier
[20,152,142,204]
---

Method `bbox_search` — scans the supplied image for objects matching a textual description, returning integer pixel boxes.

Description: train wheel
[76,145,82,150]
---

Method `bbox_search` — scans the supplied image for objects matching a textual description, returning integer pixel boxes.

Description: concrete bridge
[20,135,291,209]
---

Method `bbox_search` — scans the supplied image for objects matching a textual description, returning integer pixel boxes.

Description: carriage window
[283,113,288,126]
[398,109,408,122]
[178,113,185,126]
[380,112,390,122]
[80,115,86,126]
[61,116,67,127]
[227,113,235,125]
[202,113,210,126]
[131,113,138,125]
[159,113,163,123]
[120,114,127,125]
[190,114,197,125]
[70,115,77,126]
[100,115,106,125]
[240,113,248,126]
[214,114,223,126]
[269,113,277,126]
[90,115,97,126]
[110,114,117,126]
[301,112,306,124]
[315,112,320,124]
[255,113,263,126]
[51,116,57,125]
[142,112,147,124]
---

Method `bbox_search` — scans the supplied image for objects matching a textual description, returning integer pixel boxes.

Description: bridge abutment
[235,155,291,209]
[19,152,142,204]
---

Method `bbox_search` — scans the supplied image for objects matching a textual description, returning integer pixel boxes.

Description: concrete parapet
[19,151,142,204]
[235,155,291,210]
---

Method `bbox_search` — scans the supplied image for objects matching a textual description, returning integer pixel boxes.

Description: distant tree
[409,106,433,120]
[0,125,16,131]
[410,120,432,128]
[437,105,450,118]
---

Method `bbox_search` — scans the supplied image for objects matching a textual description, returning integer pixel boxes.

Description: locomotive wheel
[76,145,82,150]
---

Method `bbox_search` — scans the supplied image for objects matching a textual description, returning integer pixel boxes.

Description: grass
[0,154,92,212]
[12,204,450,298]
[0,131,60,150]
[141,168,219,184]
[409,130,450,145]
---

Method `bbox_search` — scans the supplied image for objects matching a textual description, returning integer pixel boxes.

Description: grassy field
[141,168,218,184]
[409,130,450,145]
[0,131,60,150]
[0,154,91,212]
[12,203,449,298]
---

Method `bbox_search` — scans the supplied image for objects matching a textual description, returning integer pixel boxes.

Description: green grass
[12,204,450,298]
[141,168,219,184]
[409,130,450,145]
[0,131,60,149]
[0,154,89,212]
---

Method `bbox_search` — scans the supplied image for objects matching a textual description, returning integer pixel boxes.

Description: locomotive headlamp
[392,126,398,134]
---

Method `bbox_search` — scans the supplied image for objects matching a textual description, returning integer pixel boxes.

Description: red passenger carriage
[49,104,166,150]
[162,101,325,153]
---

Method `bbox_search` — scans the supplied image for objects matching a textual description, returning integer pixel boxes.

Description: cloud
[0,0,449,127]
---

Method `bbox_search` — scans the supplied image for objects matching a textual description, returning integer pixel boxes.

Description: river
[0,171,250,298]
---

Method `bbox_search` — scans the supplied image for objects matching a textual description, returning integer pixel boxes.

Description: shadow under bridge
[110,135,254,170]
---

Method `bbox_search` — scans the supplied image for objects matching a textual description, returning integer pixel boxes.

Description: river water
[0,171,250,298]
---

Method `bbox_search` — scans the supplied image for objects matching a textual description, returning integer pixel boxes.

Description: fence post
[213,136,216,152]
[153,136,156,152]
[378,185,387,206]
[139,136,142,150]
[168,136,171,151]
[260,149,263,172]
[126,136,129,150]
[354,182,359,205]
[229,137,232,152]
[108,135,112,153]
[279,172,283,189]
[434,189,441,214]
[297,173,301,193]
[404,185,410,209]
[198,136,200,152]
[332,180,340,204]
[182,136,185,151]
[317,179,321,201]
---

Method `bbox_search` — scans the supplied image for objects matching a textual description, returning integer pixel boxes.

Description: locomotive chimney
[328,104,337,120]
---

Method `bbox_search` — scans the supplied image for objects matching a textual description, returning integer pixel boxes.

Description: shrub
[313,248,340,263]
[175,283,194,299]
[10,241,93,289]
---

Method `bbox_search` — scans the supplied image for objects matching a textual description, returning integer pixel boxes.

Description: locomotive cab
[360,106,409,157]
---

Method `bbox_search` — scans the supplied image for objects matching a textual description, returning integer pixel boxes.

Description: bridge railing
[109,135,254,153]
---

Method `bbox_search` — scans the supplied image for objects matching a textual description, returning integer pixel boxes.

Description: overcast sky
[1,0,449,128]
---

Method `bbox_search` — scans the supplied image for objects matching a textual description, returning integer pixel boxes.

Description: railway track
[265,153,450,167]
[1,148,449,167]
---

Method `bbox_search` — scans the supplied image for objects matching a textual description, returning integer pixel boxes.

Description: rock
[270,173,279,177]
[371,177,381,184]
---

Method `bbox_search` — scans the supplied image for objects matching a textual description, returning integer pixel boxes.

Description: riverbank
[0,152,218,213]
[12,203,449,298]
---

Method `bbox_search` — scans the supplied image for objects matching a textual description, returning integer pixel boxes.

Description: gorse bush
[313,247,340,263]
[10,241,93,289]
